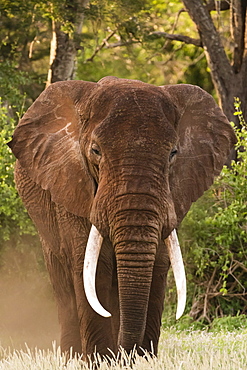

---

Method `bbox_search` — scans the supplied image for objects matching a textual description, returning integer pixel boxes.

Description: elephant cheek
[89,196,109,237]
[161,199,177,239]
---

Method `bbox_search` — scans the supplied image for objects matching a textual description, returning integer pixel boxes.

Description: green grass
[1,329,247,369]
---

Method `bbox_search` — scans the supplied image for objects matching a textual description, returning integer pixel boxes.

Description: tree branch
[84,29,117,62]
[106,39,139,48]
[149,31,202,47]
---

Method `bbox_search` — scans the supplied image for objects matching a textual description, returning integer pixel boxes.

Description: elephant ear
[9,80,97,217]
[162,84,236,225]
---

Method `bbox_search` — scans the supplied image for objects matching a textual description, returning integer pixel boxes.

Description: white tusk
[83,225,111,318]
[166,229,186,320]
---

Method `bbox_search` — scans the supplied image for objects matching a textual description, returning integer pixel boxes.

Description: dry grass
[0,329,247,369]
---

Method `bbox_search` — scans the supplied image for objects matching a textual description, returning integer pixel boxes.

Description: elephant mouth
[83,225,186,320]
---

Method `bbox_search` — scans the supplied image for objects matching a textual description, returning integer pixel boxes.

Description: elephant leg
[43,245,82,355]
[75,241,119,358]
[74,279,119,358]
[141,243,170,355]
[14,167,81,352]
[95,251,119,356]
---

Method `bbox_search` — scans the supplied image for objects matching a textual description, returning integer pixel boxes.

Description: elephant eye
[169,147,178,162]
[91,143,101,156]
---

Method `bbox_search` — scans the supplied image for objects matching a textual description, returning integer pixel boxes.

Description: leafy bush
[210,314,247,332]
[163,313,247,333]
[165,314,206,332]
[0,62,31,113]
[178,99,247,322]
[0,102,36,245]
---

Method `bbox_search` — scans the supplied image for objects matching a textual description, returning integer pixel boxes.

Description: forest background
[0,0,247,348]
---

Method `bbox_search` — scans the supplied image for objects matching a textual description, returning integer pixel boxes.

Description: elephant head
[9,77,236,353]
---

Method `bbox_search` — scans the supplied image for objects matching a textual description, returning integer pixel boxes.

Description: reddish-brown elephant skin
[8,77,236,359]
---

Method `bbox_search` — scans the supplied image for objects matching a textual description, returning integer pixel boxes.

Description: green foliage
[181,54,214,95]
[0,102,36,244]
[163,313,247,333]
[178,100,247,320]
[0,62,31,112]
[77,0,211,89]
[0,0,49,61]
[0,0,51,102]
[0,0,217,95]
[210,314,247,332]
[163,314,206,332]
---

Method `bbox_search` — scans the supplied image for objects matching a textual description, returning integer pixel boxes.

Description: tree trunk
[46,0,89,87]
[182,0,247,127]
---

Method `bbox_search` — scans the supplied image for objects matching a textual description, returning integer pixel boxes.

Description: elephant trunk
[111,206,159,351]
[115,239,156,351]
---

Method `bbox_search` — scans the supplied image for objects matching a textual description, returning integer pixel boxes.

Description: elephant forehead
[93,90,174,137]
[93,112,177,152]
[89,83,177,123]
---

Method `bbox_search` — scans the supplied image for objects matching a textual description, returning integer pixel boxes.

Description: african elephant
[8,77,236,359]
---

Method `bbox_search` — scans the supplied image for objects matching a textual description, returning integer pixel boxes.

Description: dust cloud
[0,244,60,351]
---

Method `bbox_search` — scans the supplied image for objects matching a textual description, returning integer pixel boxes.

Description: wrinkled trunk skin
[106,191,175,353]
[115,237,157,351]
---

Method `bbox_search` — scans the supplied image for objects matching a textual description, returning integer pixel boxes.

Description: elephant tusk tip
[175,284,186,320]
[84,283,112,317]
[84,283,112,318]
[175,300,186,320]
[91,304,112,317]
[175,283,186,320]
[175,279,186,320]
[103,311,112,318]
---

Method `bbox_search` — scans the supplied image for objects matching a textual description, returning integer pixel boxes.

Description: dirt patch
[0,246,59,350]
